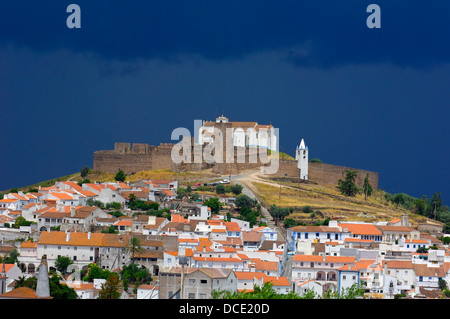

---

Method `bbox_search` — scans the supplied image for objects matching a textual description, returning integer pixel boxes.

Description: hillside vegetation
[3,167,446,232]
[240,173,444,229]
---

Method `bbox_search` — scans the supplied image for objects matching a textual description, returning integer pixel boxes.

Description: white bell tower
[297,139,308,180]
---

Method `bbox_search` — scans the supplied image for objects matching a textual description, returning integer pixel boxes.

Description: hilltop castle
[93,116,378,189]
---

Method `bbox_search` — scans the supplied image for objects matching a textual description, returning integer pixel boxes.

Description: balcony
[316,271,337,281]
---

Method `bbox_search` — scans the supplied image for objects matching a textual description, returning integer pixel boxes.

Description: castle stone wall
[94,142,379,189]
[93,142,173,174]
[309,162,379,189]
[262,160,378,189]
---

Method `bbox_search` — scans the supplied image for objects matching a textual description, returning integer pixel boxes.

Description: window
[200,280,207,284]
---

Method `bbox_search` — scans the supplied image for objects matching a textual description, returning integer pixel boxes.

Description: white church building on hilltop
[198,116,278,151]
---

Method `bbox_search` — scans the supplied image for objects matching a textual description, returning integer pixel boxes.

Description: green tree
[127,193,136,208]
[322,283,365,299]
[121,263,152,285]
[55,256,73,274]
[363,173,373,200]
[98,273,121,299]
[115,169,126,182]
[82,263,112,282]
[302,205,313,214]
[78,178,91,186]
[126,237,144,278]
[106,202,122,210]
[430,192,443,220]
[215,184,225,194]
[14,275,37,289]
[49,274,78,299]
[13,216,32,229]
[212,282,314,299]
[234,194,257,210]
[337,170,359,197]
[230,184,243,195]
[283,218,298,228]
[239,207,259,227]
[102,225,119,234]
[1,248,19,265]
[80,166,90,178]
[269,204,290,225]
[204,197,222,213]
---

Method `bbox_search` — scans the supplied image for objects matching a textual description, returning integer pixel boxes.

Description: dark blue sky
[0,1,449,204]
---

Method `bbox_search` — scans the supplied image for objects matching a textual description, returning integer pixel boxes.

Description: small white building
[137,284,159,299]
[0,264,24,293]
[96,187,126,205]
[338,264,360,294]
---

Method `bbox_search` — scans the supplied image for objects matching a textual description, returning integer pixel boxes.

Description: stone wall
[94,142,379,189]
[93,142,173,174]
[309,162,379,189]
[262,159,378,189]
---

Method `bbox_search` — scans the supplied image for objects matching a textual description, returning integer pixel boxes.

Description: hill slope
[237,171,436,228]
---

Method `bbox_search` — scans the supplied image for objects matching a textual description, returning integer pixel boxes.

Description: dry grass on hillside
[81,168,220,183]
[247,178,415,224]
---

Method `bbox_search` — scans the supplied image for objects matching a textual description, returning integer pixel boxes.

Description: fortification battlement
[113,142,149,154]
[93,139,379,190]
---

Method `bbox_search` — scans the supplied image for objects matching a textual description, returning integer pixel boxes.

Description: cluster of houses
[0,180,179,233]
[287,215,449,298]
[0,179,288,299]
[0,179,449,299]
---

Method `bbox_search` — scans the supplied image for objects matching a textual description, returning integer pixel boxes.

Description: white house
[338,264,360,294]
[18,241,39,274]
[287,221,349,252]
[296,280,323,297]
[36,231,132,271]
[291,254,356,293]
[0,263,24,293]
[413,264,446,289]
[382,260,415,295]
[252,226,277,241]
[137,284,159,299]
[0,199,21,211]
[234,271,290,294]
[96,187,126,205]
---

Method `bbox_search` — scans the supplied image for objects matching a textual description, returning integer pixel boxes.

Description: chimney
[36,255,50,298]
[88,232,91,239]
[66,232,71,242]
[70,206,76,217]
[148,215,156,225]
[401,214,409,227]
